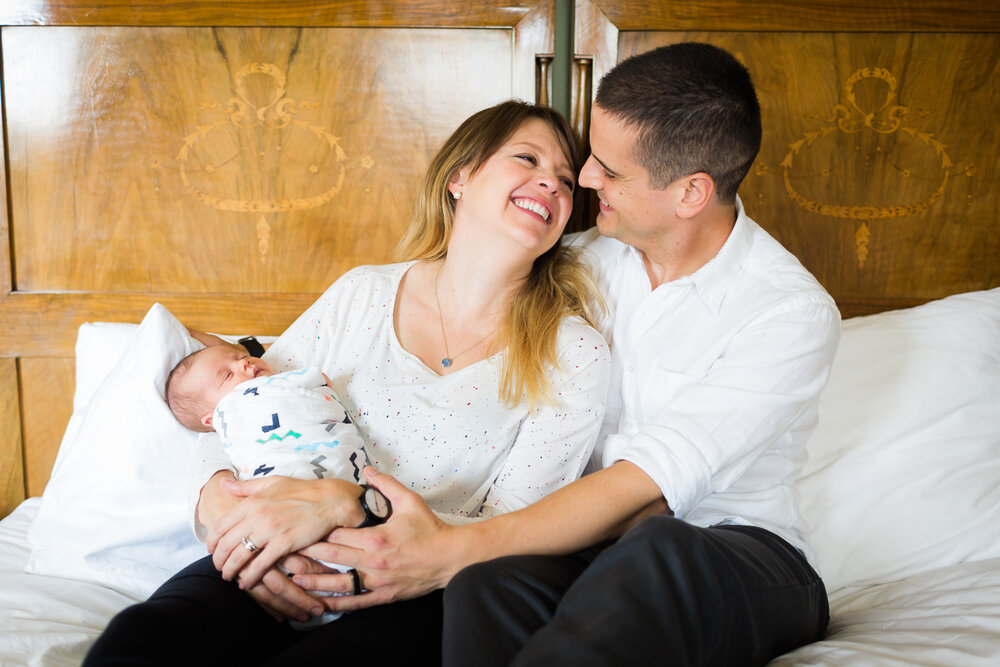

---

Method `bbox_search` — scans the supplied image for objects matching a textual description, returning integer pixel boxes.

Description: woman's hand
[243,555,329,623]
[290,468,466,612]
[207,475,365,590]
[196,471,324,621]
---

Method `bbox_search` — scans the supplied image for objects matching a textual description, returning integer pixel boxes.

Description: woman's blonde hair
[396,100,603,407]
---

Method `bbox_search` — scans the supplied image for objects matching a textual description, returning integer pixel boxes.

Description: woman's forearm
[195,469,240,536]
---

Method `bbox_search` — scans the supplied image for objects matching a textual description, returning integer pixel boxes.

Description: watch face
[364,487,390,519]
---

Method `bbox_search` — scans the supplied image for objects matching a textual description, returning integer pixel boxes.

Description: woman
[84,100,609,665]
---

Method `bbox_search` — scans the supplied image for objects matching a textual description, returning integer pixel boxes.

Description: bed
[1,1,998,664]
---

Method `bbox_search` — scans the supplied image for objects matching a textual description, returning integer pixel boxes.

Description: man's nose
[578,155,599,189]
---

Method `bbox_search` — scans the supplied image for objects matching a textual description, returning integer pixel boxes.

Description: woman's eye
[560,178,575,191]
[517,154,538,165]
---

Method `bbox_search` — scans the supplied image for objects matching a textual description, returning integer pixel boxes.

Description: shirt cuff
[601,427,713,519]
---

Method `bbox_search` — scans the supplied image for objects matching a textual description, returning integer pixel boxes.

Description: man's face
[578,105,678,251]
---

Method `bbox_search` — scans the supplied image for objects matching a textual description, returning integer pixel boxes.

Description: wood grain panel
[0,0,543,28]
[0,3,556,511]
[587,0,1000,32]
[5,292,318,358]
[613,32,1000,313]
[5,26,512,295]
[0,32,9,300]
[0,359,24,516]
[19,358,73,497]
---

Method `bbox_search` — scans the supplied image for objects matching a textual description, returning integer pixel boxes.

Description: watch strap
[357,484,391,528]
[238,336,265,357]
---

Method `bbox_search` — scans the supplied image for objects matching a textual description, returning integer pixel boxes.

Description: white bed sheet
[4,499,1000,666]
[771,557,1000,666]
[0,499,141,667]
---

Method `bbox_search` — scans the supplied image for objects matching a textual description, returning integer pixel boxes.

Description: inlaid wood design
[164,61,374,262]
[593,26,999,314]
[6,26,512,295]
[780,66,958,267]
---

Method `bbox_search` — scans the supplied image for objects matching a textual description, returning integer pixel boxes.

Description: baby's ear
[200,411,214,428]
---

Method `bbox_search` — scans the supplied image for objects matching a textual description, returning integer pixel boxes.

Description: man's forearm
[460,461,667,565]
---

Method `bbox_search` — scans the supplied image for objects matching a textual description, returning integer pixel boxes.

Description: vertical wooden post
[0,29,27,516]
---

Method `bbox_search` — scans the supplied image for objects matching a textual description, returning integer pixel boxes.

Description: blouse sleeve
[474,320,611,519]
[262,270,362,374]
[188,431,233,541]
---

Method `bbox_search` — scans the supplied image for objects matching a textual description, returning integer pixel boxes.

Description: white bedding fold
[0,499,141,667]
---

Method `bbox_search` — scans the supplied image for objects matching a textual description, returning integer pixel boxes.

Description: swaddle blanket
[215,366,367,482]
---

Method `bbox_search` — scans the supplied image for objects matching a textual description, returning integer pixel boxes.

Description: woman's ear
[448,169,468,199]
[676,172,715,219]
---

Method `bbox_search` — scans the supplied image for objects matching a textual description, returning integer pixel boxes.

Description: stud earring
[451,190,462,200]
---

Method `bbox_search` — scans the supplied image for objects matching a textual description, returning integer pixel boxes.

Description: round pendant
[441,357,452,367]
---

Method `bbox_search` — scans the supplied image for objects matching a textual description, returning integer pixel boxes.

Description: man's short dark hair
[595,42,762,203]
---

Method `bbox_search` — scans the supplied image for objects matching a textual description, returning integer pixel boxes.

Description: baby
[166,345,366,485]
[166,345,368,628]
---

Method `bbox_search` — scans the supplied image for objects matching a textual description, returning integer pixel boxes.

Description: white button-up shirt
[571,198,840,563]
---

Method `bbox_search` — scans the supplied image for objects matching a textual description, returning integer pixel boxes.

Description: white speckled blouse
[197,262,610,525]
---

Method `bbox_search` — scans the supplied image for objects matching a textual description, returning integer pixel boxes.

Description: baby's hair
[165,348,213,433]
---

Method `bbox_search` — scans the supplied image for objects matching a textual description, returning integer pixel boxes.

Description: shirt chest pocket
[638,364,707,424]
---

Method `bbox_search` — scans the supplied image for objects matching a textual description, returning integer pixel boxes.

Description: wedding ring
[348,568,363,596]
[241,536,260,553]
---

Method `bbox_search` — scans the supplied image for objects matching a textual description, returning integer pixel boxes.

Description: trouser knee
[613,515,713,575]
[444,558,506,608]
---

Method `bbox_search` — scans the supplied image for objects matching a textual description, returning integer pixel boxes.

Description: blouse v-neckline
[388,260,502,378]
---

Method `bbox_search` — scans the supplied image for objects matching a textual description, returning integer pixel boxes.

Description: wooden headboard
[2,0,998,516]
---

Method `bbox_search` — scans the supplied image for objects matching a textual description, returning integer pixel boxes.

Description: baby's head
[166,345,273,432]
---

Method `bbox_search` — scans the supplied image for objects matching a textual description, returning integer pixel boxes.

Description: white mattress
[3,499,1000,665]
[0,499,141,667]
[771,558,1000,665]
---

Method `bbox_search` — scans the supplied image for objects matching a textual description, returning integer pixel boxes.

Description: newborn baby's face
[194,345,273,410]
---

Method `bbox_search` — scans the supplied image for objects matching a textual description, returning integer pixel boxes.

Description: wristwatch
[357,484,392,528]
[238,336,265,358]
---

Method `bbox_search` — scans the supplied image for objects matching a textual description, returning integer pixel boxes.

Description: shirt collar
[690,196,754,313]
[627,196,753,314]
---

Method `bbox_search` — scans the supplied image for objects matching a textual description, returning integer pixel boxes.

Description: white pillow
[73,322,141,412]
[797,288,1000,593]
[26,304,209,598]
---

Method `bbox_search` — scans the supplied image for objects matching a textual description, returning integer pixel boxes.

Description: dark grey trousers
[443,516,829,667]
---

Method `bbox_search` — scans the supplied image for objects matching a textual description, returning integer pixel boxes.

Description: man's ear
[200,411,214,428]
[676,172,715,219]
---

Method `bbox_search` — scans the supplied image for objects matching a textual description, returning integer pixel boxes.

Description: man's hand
[290,468,460,612]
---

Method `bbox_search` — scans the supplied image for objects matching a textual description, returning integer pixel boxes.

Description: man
[239,41,839,666]
[433,41,840,665]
